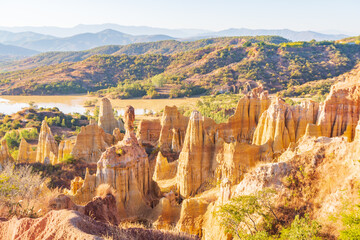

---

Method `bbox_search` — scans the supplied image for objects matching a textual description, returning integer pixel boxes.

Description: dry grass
[102,221,198,240]
[96,183,116,198]
[0,162,61,219]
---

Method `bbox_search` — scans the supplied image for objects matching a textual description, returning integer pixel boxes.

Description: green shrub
[60,154,76,164]
[280,214,322,240]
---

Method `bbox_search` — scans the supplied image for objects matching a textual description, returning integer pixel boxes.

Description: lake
[0,95,199,115]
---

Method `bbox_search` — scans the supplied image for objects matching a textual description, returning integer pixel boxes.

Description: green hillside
[1,39,360,98]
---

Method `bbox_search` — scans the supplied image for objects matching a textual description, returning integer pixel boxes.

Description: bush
[215,189,278,239]
[339,191,360,239]
[60,154,76,164]
[280,214,322,240]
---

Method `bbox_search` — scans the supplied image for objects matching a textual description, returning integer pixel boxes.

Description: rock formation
[221,86,271,142]
[57,139,75,164]
[112,128,124,144]
[35,120,58,164]
[0,209,197,240]
[71,123,109,163]
[137,119,162,146]
[176,198,209,237]
[68,106,157,218]
[158,106,189,159]
[252,98,319,155]
[17,138,36,163]
[177,111,217,198]
[98,98,124,134]
[153,152,178,181]
[0,139,13,166]
[307,79,360,141]
[214,140,269,185]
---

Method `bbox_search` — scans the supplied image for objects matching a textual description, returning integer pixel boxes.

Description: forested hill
[0,37,360,98]
[0,36,288,72]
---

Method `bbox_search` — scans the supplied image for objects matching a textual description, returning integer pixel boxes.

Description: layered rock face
[177,111,217,198]
[57,139,75,163]
[153,152,178,181]
[36,120,58,164]
[214,140,269,185]
[96,106,153,217]
[0,139,13,165]
[137,119,162,146]
[17,138,36,163]
[253,98,318,154]
[158,106,189,159]
[71,123,109,163]
[68,106,156,218]
[98,98,124,134]
[308,80,360,141]
[222,86,271,142]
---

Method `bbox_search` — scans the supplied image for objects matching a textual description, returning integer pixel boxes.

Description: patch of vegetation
[181,93,241,123]
[0,163,47,218]
[215,189,279,239]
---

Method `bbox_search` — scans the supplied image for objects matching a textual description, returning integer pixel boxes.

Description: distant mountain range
[0,24,353,59]
[0,29,174,52]
[0,24,208,38]
[0,43,39,57]
[198,28,348,42]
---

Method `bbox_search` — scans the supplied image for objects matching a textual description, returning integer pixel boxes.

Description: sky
[0,0,359,35]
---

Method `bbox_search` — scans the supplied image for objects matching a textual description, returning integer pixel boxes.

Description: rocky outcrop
[307,79,360,141]
[221,86,271,142]
[68,106,157,218]
[177,111,218,198]
[113,128,124,144]
[0,209,197,240]
[0,139,13,166]
[96,106,153,217]
[35,120,58,164]
[253,98,318,154]
[71,123,109,163]
[57,139,75,163]
[137,119,162,146]
[214,140,270,185]
[176,198,209,237]
[98,98,124,134]
[153,152,178,181]
[17,138,36,163]
[158,106,189,159]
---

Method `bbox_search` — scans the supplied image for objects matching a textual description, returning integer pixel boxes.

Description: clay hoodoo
[307,78,360,141]
[98,98,124,134]
[158,106,189,160]
[137,119,162,146]
[71,123,110,163]
[177,111,218,198]
[35,120,58,164]
[68,106,156,217]
[153,151,178,181]
[252,98,317,154]
[0,139,13,166]
[222,86,271,142]
[17,138,36,163]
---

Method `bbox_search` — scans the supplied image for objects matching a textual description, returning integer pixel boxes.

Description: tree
[215,188,278,239]
[151,74,167,87]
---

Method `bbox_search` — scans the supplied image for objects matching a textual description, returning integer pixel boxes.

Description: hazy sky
[1,0,359,34]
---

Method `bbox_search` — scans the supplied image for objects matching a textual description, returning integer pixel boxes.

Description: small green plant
[280,214,322,240]
[60,154,76,164]
[339,191,360,239]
